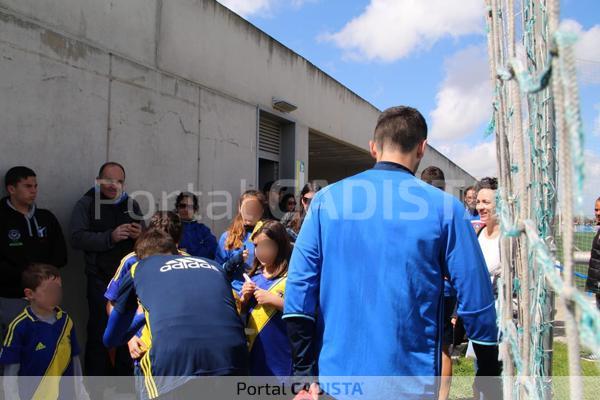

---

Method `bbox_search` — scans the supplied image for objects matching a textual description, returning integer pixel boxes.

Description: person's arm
[48,212,68,268]
[443,201,500,374]
[1,321,24,399]
[214,233,229,265]
[72,356,90,400]
[104,256,136,303]
[283,194,322,377]
[286,318,318,378]
[66,324,89,400]
[254,288,284,311]
[586,231,600,292]
[103,270,139,347]
[221,249,245,278]
[3,364,21,400]
[130,200,146,229]
[69,198,114,252]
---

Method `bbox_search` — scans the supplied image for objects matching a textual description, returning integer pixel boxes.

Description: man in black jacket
[585,197,600,308]
[0,166,67,343]
[70,162,143,378]
[582,197,600,362]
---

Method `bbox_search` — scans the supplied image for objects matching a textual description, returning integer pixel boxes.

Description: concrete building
[0,0,476,352]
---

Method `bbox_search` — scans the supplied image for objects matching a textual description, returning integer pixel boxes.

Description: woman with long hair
[215,190,266,291]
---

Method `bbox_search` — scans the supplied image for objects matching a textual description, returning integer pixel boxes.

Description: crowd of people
[1,105,598,400]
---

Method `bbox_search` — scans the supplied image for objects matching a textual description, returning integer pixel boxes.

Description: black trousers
[84,273,133,377]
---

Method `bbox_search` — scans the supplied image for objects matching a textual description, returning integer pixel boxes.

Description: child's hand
[128,336,147,360]
[254,288,279,307]
[242,249,249,263]
[241,281,256,303]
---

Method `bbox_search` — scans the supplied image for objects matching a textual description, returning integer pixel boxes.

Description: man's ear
[6,184,16,196]
[369,140,378,160]
[416,139,428,160]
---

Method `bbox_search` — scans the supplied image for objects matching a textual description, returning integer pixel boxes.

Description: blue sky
[218,0,600,213]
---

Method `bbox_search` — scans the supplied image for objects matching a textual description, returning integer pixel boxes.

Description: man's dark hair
[262,181,285,196]
[135,229,178,260]
[22,263,60,291]
[98,162,126,179]
[374,106,428,153]
[4,166,36,188]
[420,166,445,190]
[476,177,498,191]
[148,211,183,243]
[175,192,199,212]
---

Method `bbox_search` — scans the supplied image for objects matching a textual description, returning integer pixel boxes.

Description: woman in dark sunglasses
[174,192,218,259]
[280,181,323,241]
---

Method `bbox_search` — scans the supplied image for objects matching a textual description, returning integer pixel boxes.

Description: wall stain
[40,29,88,61]
[140,101,156,115]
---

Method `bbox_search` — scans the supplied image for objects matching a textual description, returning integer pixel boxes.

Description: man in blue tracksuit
[283,106,500,399]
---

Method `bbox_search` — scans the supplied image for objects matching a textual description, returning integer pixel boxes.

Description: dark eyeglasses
[177,204,194,210]
[302,197,312,204]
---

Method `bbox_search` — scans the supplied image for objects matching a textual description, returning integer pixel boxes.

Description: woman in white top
[466,177,501,365]
[476,177,501,294]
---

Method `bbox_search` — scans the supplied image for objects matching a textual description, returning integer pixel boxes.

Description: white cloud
[436,140,498,179]
[429,45,493,141]
[291,0,316,8]
[559,19,600,85]
[217,0,315,17]
[216,0,273,17]
[321,0,484,62]
[594,104,600,136]
[578,150,600,215]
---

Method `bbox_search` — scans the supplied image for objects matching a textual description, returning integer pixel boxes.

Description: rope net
[484,0,600,398]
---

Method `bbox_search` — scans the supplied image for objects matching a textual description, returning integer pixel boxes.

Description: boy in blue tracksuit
[283,106,500,400]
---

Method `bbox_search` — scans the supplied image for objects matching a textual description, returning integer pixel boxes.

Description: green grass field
[449,342,600,399]
[555,231,595,290]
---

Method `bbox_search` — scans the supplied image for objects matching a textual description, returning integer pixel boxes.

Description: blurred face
[476,189,497,226]
[176,196,195,221]
[25,277,63,312]
[97,165,125,200]
[301,191,315,211]
[240,197,264,226]
[253,232,278,267]
[465,189,477,210]
[7,176,38,207]
[286,197,297,212]
[595,200,600,225]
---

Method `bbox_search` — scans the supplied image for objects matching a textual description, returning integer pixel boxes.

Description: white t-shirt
[478,230,501,282]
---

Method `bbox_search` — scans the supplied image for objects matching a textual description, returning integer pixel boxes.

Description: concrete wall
[0,0,476,357]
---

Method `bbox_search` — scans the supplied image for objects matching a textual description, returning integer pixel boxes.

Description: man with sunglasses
[70,162,144,379]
